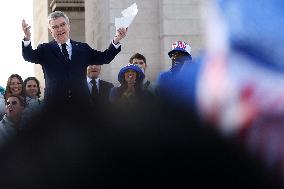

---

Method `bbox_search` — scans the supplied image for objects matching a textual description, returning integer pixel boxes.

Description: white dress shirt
[87,77,100,93]
[58,39,72,60]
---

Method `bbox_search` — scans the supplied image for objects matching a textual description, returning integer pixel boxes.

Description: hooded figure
[168,41,192,72]
[155,41,193,99]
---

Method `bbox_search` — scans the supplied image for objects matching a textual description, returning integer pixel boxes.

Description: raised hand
[113,27,128,44]
[22,19,31,41]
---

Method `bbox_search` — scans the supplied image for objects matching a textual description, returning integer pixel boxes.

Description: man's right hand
[22,19,31,41]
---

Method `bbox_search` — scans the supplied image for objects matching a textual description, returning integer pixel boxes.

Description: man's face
[170,51,188,67]
[6,97,24,120]
[10,77,22,95]
[25,80,39,98]
[49,17,70,44]
[132,58,146,73]
[124,70,137,86]
[87,65,101,79]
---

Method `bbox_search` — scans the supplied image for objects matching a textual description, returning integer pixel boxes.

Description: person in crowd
[4,74,25,99]
[0,94,25,147]
[1,74,25,119]
[23,77,43,114]
[155,41,193,101]
[167,41,193,72]
[129,53,154,92]
[109,64,152,104]
[86,65,114,106]
[0,86,4,96]
[21,11,127,107]
[0,86,5,120]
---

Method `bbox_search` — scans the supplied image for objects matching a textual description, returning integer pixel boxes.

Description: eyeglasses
[6,101,18,106]
[10,82,22,86]
[51,22,67,30]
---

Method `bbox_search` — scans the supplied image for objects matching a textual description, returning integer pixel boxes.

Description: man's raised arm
[22,19,31,41]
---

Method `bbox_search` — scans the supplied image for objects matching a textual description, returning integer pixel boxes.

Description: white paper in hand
[115,3,138,30]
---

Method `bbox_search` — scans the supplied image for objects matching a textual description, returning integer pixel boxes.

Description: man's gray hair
[47,11,69,25]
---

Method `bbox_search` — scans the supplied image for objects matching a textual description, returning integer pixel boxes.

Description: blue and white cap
[168,41,191,58]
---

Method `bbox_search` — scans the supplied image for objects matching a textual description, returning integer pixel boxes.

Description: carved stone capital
[50,0,84,12]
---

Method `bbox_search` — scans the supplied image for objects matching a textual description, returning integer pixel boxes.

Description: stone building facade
[33,0,205,89]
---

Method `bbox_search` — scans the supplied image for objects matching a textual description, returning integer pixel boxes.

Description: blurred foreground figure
[165,0,284,184]
[197,0,284,135]
[155,41,193,99]
[0,98,280,188]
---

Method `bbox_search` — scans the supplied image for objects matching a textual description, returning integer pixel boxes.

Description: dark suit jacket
[22,40,120,104]
[90,79,114,106]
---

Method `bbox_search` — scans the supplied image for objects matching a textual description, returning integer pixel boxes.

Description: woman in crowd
[23,77,42,107]
[23,77,43,118]
[109,64,152,105]
[1,74,25,119]
[4,74,25,99]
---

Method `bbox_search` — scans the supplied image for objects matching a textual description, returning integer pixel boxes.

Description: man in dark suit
[21,11,127,107]
[86,65,114,106]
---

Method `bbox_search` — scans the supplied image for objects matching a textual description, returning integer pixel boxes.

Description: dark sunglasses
[169,51,188,58]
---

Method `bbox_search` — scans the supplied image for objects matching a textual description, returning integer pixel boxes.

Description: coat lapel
[70,40,79,62]
[99,80,107,97]
[49,40,65,63]
[98,80,102,96]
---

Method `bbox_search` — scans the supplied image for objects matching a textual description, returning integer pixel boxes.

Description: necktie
[61,43,70,61]
[91,79,99,99]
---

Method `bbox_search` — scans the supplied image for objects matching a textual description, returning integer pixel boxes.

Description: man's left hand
[113,27,128,44]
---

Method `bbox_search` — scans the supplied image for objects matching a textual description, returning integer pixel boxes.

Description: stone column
[160,0,205,71]
[111,0,162,86]
[33,0,52,97]
[85,0,112,82]
[85,0,161,86]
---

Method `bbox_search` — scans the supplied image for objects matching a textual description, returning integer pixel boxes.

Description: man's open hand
[22,19,31,41]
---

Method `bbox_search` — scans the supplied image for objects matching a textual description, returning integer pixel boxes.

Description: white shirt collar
[58,39,71,47]
[87,76,99,84]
